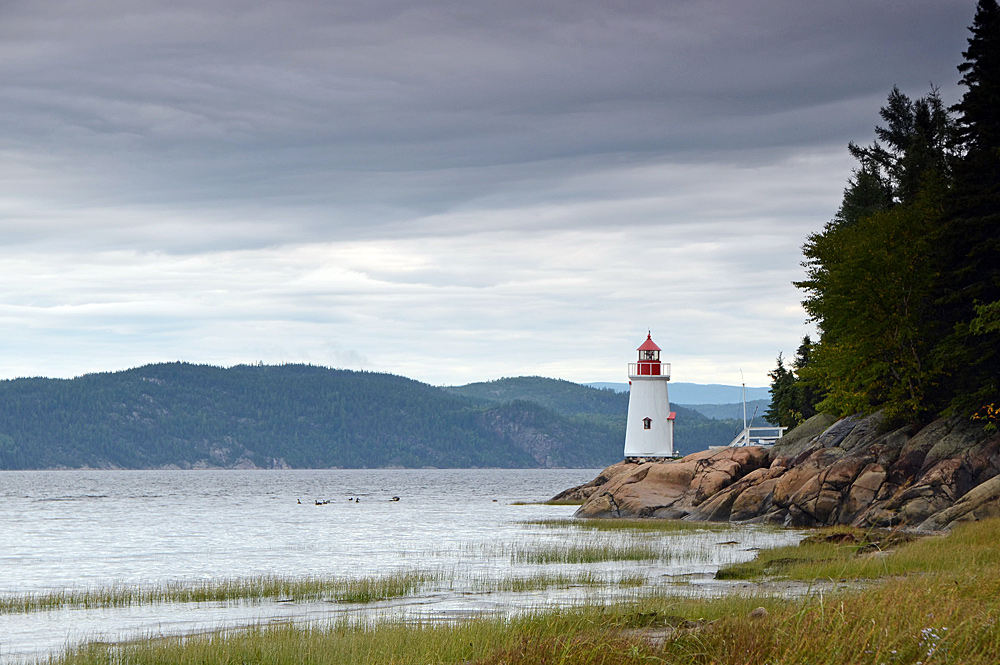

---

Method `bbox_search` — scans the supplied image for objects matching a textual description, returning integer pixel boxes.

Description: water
[0,469,802,662]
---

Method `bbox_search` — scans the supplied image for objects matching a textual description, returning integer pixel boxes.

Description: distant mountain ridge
[585,382,770,404]
[0,366,769,470]
[443,376,754,456]
[0,364,620,470]
[681,399,772,423]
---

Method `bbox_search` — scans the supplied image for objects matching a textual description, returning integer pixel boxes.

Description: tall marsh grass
[0,571,433,615]
[49,519,1000,665]
[471,571,647,593]
[521,517,738,533]
[511,542,664,564]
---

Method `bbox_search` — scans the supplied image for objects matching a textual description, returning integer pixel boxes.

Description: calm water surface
[0,469,802,662]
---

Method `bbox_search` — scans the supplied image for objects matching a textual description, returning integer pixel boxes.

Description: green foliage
[971,299,1000,334]
[847,85,958,206]
[798,187,944,421]
[448,376,752,456]
[765,354,797,428]
[445,377,628,417]
[790,23,1000,422]
[954,1,1000,156]
[765,337,821,428]
[834,163,892,227]
[0,367,752,470]
[931,0,1000,416]
[0,364,625,470]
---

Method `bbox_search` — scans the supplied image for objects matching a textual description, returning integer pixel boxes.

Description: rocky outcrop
[549,461,639,503]
[564,413,1000,531]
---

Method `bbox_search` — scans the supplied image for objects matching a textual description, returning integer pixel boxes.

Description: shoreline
[39,518,998,665]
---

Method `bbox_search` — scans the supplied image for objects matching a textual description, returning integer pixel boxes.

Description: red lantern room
[635,333,662,376]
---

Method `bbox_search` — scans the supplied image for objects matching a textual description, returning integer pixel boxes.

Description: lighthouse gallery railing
[628,363,671,378]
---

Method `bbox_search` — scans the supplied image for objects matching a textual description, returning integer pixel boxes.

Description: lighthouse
[623,333,676,459]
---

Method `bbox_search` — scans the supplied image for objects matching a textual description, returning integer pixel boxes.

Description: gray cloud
[0,0,979,383]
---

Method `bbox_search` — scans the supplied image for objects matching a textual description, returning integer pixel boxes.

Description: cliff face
[560,412,1000,531]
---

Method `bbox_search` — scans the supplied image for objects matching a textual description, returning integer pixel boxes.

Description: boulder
[923,418,992,470]
[841,463,886,522]
[560,412,998,531]
[918,474,1000,530]
[550,460,638,503]
[730,476,781,522]
[573,447,768,519]
[770,413,837,458]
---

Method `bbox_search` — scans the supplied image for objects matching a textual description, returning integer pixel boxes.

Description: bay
[0,469,801,662]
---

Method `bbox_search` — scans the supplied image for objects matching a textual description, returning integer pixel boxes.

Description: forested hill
[444,376,751,456]
[444,376,628,416]
[0,365,752,470]
[0,364,621,470]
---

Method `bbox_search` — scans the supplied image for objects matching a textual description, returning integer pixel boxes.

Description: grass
[55,598,775,665]
[0,571,433,614]
[511,542,664,564]
[510,499,586,506]
[471,572,648,593]
[520,517,738,533]
[48,519,1000,664]
[715,525,918,580]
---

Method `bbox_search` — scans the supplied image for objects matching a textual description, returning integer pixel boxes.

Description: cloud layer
[0,0,977,385]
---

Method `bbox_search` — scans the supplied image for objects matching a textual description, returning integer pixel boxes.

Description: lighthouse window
[642,417,652,430]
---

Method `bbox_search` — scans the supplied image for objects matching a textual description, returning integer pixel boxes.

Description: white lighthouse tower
[623,333,676,459]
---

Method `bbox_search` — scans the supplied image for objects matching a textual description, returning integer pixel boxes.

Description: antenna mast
[740,369,747,432]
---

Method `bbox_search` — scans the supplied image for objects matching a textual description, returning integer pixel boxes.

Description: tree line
[768,0,999,430]
[0,363,749,470]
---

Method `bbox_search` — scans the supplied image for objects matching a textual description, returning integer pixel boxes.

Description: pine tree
[791,336,821,422]
[847,86,958,206]
[765,337,823,428]
[765,353,797,427]
[933,0,1000,415]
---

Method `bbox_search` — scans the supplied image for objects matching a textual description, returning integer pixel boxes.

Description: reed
[509,499,586,506]
[54,599,769,665]
[520,517,737,532]
[511,541,664,564]
[50,519,1000,665]
[471,571,647,593]
[0,571,434,615]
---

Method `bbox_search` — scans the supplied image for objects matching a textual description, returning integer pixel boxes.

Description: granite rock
[564,412,1000,531]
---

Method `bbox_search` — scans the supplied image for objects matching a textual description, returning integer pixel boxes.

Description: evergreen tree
[835,162,893,228]
[765,337,822,428]
[765,353,796,427]
[847,86,958,206]
[791,335,821,422]
[799,182,945,421]
[790,3,998,424]
[933,0,1000,416]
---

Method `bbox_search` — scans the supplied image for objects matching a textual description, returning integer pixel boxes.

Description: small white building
[623,333,676,459]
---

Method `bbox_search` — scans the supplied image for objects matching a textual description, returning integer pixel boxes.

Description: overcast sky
[0,0,977,387]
